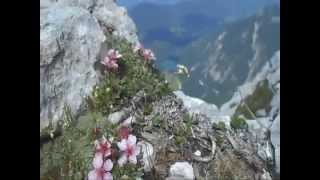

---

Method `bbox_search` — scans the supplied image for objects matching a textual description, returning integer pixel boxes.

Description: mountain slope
[175,50,280,178]
[126,1,279,72]
[180,5,280,106]
[40,1,279,179]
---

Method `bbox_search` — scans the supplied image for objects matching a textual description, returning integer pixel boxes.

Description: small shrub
[86,37,171,115]
[215,134,224,147]
[230,116,248,130]
[41,37,172,180]
[212,121,227,131]
[143,103,153,116]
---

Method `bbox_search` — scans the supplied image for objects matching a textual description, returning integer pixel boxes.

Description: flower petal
[133,43,143,53]
[103,159,113,172]
[88,170,98,180]
[103,172,113,180]
[104,149,111,158]
[110,62,118,69]
[108,49,115,56]
[127,135,137,146]
[128,155,137,164]
[118,154,128,167]
[93,152,103,169]
[102,57,110,65]
[117,139,127,151]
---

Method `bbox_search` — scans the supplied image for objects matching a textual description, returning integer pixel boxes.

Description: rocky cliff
[40,1,279,179]
[40,0,138,131]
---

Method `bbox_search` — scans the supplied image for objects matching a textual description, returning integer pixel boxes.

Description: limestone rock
[137,141,155,172]
[261,169,272,180]
[270,114,280,174]
[57,0,139,44]
[121,116,136,127]
[107,110,128,124]
[40,6,105,131]
[40,0,139,131]
[169,162,195,180]
[40,0,56,9]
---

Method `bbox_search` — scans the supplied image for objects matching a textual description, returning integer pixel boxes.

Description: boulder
[40,6,105,131]
[169,162,195,180]
[106,110,129,124]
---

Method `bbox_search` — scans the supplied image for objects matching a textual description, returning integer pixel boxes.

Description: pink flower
[88,154,113,180]
[133,43,156,61]
[107,49,122,60]
[142,49,156,61]
[95,136,112,158]
[101,56,118,70]
[133,42,144,53]
[101,49,122,70]
[117,134,141,166]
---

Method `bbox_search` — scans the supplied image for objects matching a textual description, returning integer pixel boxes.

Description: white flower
[107,49,122,59]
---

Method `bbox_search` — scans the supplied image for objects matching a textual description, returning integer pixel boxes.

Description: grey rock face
[270,114,280,174]
[137,141,155,172]
[91,0,139,44]
[221,51,280,174]
[40,0,56,9]
[173,91,231,125]
[261,169,272,180]
[221,50,280,117]
[40,0,140,131]
[40,6,105,131]
[174,91,219,114]
[246,117,273,162]
[58,0,139,44]
[58,0,97,10]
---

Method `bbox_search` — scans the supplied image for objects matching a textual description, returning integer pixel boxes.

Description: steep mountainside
[175,50,280,178]
[222,50,280,176]
[180,5,279,106]
[127,0,279,72]
[40,1,279,179]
